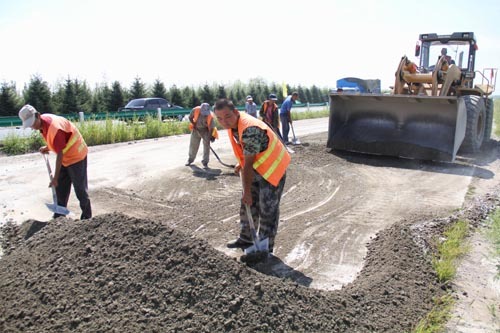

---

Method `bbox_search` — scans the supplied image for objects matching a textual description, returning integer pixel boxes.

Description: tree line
[0,76,330,117]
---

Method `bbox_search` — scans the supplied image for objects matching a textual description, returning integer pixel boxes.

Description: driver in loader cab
[440,48,455,65]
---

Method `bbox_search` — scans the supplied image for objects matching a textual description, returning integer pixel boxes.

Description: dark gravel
[0,212,443,332]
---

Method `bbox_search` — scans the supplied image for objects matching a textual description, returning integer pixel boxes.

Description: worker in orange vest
[186,103,218,168]
[259,93,280,136]
[18,104,92,219]
[214,99,291,253]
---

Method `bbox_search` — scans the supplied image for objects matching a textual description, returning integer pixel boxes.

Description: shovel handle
[244,204,261,250]
[42,153,60,206]
[42,153,53,181]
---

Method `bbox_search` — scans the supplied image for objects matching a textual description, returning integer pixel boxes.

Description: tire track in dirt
[91,134,475,292]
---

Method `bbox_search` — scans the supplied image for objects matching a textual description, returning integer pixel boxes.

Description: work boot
[226,238,252,249]
[202,162,208,169]
[185,160,192,166]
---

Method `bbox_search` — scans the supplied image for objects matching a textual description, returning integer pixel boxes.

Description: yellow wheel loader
[328,32,497,161]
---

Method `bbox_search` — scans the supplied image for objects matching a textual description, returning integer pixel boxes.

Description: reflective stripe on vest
[228,112,290,186]
[42,114,87,167]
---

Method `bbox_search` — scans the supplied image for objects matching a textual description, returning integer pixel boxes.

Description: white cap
[18,104,38,128]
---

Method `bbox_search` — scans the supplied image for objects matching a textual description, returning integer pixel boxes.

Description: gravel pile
[1,213,440,332]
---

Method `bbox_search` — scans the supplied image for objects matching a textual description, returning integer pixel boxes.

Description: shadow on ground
[328,140,500,180]
[245,255,313,287]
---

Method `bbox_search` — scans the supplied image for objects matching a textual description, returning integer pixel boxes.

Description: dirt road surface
[1,117,500,331]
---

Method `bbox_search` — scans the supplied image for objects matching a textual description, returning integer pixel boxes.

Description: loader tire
[460,95,486,153]
[483,98,494,142]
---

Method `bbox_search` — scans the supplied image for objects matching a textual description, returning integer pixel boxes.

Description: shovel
[42,153,70,216]
[194,128,236,169]
[243,204,269,255]
[262,119,295,154]
[291,123,301,145]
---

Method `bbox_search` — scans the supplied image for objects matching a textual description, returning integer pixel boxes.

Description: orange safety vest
[261,100,279,126]
[189,106,219,139]
[229,112,290,186]
[41,114,88,167]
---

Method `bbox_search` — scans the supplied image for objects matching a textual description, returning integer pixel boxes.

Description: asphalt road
[0,117,329,223]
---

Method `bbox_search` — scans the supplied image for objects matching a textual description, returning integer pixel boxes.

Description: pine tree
[190,89,200,108]
[297,85,307,103]
[235,86,244,105]
[60,78,78,114]
[23,75,53,113]
[169,85,183,106]
[311,85,321,103]
[228,90,236,104]
[200,84,214,104]
[129,77,147,100]
[304,87,312,104]
[109,81,125,111]
[91,84,111,113]
[151,79,167,99]
[0,82,21,116]
[216,85,227,99]
[74,79,92,113]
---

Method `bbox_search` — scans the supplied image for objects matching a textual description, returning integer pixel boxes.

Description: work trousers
[280,114,290,143]
[239,172,286,252]
[188,129,210,165]
[54,157,92,220]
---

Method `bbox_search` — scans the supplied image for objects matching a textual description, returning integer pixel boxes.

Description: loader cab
[417,32,477,86]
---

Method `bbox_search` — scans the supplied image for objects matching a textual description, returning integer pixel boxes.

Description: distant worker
[186,103,218,168]
[279,92,299,144]
[245,95,257,118]
[18,104,92,220]
[214,99,291,254]
[259,93,280,136]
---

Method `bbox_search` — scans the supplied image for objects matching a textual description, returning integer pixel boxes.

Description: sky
[1,0,499,91]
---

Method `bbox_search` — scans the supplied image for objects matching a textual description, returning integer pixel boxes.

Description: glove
[210,136,216,143]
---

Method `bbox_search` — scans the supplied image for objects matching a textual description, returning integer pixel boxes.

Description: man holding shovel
[280,92,299,144]
[214,99,290,254]
[259,93,280,136]
[18,104,92,220]
[186,103,218,168]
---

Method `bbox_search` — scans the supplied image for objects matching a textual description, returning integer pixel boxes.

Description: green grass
[1,109,330,155]
[432,220,470,283]
[413,220,470,333]
[1,117,190,155]
[493,99,500,137]
[485,208,500,276]
[1,131,44,155]
[413,295,454,333]
[292,109,329,121]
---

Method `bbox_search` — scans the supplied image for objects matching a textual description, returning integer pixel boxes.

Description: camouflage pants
[188,129,210,165]
[239,172,286,252]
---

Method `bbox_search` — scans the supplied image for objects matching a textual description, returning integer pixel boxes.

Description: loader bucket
[327,94,467,162]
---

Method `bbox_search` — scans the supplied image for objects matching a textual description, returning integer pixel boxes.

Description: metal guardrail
[0,102,328,127]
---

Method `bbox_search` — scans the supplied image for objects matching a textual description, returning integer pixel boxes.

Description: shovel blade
[244,237,269,254]
[45,203,70,216]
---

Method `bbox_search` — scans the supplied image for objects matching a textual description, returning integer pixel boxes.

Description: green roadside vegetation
[413,220,470,333]
[292,109,329,121]
[1,110,329,155]
[1,116,190,155]
[485,208,500,277]
[494,99,500,137]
